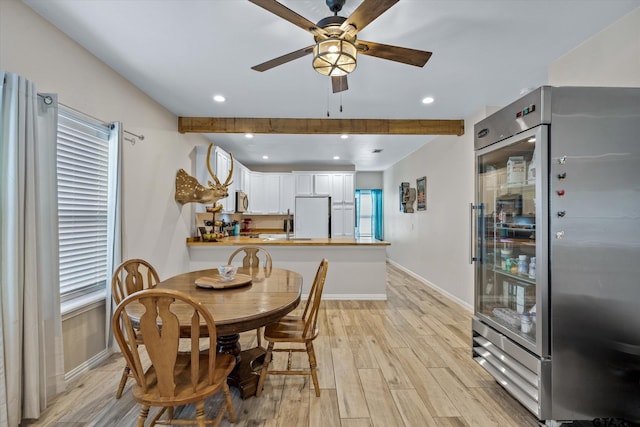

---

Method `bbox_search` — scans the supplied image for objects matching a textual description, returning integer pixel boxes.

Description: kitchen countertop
[186,236,390,246]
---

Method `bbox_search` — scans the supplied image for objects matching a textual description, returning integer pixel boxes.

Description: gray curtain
[105,121,123,349]
[0,71,65,426]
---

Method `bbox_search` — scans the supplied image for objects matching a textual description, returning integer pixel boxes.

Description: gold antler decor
[175,144,234,213]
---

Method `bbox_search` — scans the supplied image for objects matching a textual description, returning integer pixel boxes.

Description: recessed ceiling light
[333,156,340,160]
[340,134,348,139]
[245,133,254,139]
[262,155,269,160]
[213,94,226,102]
[421,96,434,104]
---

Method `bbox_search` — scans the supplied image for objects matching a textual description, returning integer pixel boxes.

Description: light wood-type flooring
[22,263,541,427]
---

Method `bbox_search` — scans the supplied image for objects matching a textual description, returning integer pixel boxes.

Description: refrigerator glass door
[475,126,548,356]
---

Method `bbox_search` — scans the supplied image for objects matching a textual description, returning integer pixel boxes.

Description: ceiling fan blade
[332,75,349,93]
[356,40,432,67]
[249,0,327,38]
[340,0,399,34]
[251,45,315,72]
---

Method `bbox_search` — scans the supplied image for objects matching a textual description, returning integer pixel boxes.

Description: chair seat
[133,352,236,407]
[263,316,318,343]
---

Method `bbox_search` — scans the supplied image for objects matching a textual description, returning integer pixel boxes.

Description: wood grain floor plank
[309,388,341,427]
[332,346,370,419]
[429,367,503,426]
[340,419,373,427]
[314,335,336,389]
[364,336,414,390]
[358,368,404,427]
[390,388,438,427]
[390,347,459,417]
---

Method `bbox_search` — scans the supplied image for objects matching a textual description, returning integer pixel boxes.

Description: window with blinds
[56,108,112,302]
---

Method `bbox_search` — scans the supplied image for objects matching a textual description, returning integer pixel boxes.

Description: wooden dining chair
[256,258,328,397]
[112,288,236,427]
[111,258,160,399]
[227,246,273,346]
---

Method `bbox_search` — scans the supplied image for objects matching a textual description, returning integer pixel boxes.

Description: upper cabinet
[280,173,295,214]
[294,172,341,196]
[294,173,314,196]
[330,173,355,204]
[313,173,331,195]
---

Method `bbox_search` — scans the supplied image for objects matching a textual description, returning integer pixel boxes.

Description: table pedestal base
[227,347,266,399]
[217,333,266,399]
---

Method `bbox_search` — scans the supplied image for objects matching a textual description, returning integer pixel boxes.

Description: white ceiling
[24,0,640,171]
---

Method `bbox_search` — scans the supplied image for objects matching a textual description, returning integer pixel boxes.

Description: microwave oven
[235,191,248,213]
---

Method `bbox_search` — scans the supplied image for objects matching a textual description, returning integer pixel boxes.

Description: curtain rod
[37,93,145,143]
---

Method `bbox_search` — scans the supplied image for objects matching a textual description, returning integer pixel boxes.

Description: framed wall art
[416,176,427,211]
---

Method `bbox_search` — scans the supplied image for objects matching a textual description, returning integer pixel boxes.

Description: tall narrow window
[56,108,114,305]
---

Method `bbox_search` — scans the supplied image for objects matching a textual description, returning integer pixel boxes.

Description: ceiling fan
[249,0,432,93]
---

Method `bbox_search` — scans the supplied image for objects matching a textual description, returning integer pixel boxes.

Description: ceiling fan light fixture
[312,38,357,76]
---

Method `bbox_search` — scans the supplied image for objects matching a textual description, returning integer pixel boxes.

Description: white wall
[549,8,640,87]
[383,111,489,311]
[383,7,640,311]
[1,0,208,280]
[356,171,383,189]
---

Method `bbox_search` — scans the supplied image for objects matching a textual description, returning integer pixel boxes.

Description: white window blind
[56,109,112,301]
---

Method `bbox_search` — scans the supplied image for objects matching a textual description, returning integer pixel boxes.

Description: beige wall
[384,7,640,309]
[355,171,383,189]
[549,8,640,87]
[1,0,209,375]
[383,113,479,310]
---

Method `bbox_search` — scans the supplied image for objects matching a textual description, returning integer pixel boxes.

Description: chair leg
[223,382,236,422]
[256,342,274,397]
[256,327,262,347]
[195,400,206,427]
[115,365,130,399]
[306,341,321,397]
[137,405,150,427]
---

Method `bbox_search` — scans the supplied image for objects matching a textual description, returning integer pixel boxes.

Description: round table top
[151,267,303,336]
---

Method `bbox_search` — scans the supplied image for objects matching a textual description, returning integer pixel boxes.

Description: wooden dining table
[126,266,302,399]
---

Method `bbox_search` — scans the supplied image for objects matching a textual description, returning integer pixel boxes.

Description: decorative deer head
[175,144,234,212]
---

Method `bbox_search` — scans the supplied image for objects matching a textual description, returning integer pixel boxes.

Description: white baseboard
[64,348,112,384]
[386,259,473,312]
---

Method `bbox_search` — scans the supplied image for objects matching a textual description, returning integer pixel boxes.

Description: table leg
[217,334,267,399]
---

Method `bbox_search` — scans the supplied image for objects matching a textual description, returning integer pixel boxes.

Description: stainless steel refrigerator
[295,196,331,238]
[471,86,640,423]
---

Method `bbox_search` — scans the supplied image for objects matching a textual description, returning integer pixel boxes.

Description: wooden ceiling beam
[178,117,464,136]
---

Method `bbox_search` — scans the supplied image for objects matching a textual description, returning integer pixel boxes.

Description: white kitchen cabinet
[215,147,234,213]
[263,174,281,213]
[280,173,295,214]
[249,172,266,213]
[330,173,355,204]
[294,172,333,196]
[294,173,314,196]
[332,203,355,237]
[313,173,331,195]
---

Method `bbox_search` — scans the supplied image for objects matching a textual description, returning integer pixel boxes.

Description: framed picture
[416,176,427,211]
[399,182,409,211]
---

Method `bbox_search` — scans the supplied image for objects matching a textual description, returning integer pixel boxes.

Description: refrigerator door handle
[469,202,477,264]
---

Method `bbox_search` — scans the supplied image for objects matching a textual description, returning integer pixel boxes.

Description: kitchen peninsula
[186,236,390,299]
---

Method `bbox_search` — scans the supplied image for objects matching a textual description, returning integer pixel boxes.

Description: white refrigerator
[294,197,331,238]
